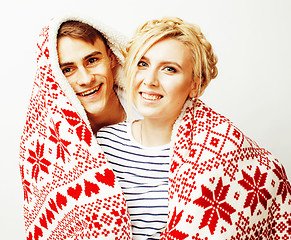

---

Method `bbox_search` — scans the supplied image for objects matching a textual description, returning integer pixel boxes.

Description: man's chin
[84,103,106,117]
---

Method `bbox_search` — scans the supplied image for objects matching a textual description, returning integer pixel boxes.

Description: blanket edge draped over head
[19,13,132,240]
[19,13,291,240]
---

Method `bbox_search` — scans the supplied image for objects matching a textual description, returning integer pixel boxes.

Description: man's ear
[108,49,117,69]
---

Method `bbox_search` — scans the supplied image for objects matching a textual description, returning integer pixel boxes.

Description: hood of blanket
[41,13,127,128]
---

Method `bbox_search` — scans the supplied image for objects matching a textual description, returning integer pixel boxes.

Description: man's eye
[88,58,98,64]
[137,61,148,68]
[62,68,72,75]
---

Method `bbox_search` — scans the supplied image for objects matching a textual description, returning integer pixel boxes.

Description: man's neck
[88,92,126,134]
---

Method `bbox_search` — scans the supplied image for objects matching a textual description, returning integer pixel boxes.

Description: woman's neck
[133,118,174,147]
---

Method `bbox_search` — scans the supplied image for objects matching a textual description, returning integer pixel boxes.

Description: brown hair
[57,20,109,49]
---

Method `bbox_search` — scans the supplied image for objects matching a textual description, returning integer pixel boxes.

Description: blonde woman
[97,17,290,239]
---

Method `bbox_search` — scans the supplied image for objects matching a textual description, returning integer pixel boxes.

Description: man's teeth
[141,92,162,100]
[78,85,101,96]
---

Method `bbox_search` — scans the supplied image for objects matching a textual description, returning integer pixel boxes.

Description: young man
[57,21,126,133]
[19,15,132,239]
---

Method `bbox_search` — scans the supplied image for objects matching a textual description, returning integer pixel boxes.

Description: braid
[125,17,218,100]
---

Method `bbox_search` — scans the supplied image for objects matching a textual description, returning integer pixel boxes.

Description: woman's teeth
[141,92,162,100]
[78,85,101,97]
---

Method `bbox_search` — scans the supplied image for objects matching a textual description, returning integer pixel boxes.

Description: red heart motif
[84,180,100,197]
[95,168,115,187]
[67,184,82,200]
[39,213,48,229]
[56,192,67,210]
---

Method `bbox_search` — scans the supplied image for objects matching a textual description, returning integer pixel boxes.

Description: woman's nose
[143,69,159,86]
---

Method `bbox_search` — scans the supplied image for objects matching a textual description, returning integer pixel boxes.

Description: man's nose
[77,67,93,85]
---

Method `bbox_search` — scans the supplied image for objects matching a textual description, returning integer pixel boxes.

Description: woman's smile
[133,38,195,124]
[140,91,163,101]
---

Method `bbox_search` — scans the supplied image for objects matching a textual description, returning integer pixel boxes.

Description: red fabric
[20,17,290,240]
[161,100,291,239]
[19,24,131,240]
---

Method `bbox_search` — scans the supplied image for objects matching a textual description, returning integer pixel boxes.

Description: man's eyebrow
[59,62,73,68]
[83,51,102,61]
[59,51,103,68]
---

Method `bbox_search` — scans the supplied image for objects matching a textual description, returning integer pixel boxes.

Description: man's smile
[76,84,103,97]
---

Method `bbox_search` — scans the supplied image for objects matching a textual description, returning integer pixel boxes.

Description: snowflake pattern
[273,162,291,203]
[238,167,272,215]
[161,207,189,240]
[193,178,236,234]
[19,17,291,240]
[166,100,291,238]
[48,120,71,163]
[27,140,51,182]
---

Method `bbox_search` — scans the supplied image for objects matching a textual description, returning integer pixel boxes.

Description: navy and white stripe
[97,121,170,240]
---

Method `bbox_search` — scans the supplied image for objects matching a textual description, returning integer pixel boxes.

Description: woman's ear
[189,78,199,98]
[189,77,204,98]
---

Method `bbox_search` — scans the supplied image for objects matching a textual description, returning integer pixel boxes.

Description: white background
[0,0,290,239]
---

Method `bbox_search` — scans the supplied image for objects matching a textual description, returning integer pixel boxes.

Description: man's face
[57,36,116,116]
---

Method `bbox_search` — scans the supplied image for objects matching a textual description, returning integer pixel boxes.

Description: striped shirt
[96,121,170,240]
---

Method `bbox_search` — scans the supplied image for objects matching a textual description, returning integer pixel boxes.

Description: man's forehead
[57,37,109,64]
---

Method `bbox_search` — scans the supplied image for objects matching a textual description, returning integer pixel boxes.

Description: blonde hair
[125,17,218,105]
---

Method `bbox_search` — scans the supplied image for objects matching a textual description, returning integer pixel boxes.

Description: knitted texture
[19,15,131,240]
[161,99,291,239]
[20,14,290,240]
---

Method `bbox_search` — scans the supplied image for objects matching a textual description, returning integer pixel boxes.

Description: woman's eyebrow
[160,61,182,70]
[139,56,148,61]
[141,55,182,69]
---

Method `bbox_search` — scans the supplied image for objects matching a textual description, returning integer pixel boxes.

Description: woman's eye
[164,66,177,73]
[137,61,148,68]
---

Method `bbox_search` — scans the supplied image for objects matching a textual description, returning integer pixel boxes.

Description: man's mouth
[140,92,163,100]
[76,84,102,97]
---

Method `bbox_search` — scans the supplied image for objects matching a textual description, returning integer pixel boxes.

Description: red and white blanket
[161,99,291,239]
[19,15,132,240]
[20,14,290,240]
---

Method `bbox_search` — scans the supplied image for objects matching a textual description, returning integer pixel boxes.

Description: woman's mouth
[140,92,163,100]
[77,84,103,97]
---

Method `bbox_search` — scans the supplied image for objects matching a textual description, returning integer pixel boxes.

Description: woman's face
[133,38,196,124]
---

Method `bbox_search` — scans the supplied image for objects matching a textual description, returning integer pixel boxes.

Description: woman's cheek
[134,71,144,85]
